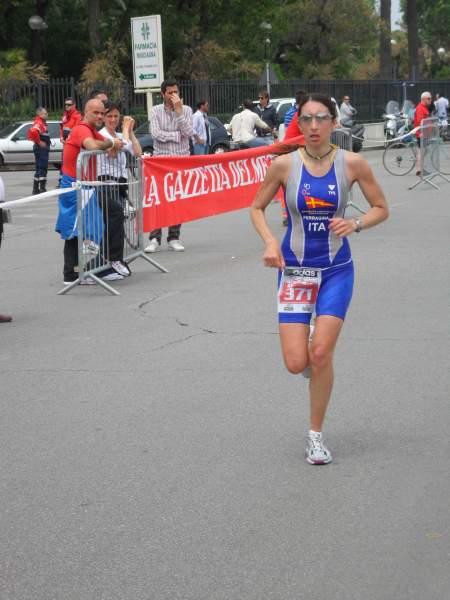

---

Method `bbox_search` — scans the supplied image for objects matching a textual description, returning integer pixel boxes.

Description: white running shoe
[111,260,131,277]
[168,239,185,252]
[305,432,333,465]
[102,270,124,281]
[144,238,160,253]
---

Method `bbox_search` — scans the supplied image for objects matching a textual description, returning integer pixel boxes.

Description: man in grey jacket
[340,95,357,127]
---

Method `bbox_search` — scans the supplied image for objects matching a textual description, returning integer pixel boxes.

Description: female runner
[250,93,389,465]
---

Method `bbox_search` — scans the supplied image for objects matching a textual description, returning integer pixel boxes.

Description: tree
[274,0,378,79]
[379,0,392,79]
[87,0,101,54]
[405,0,420,79]
[0,49,48,83]
[415,0,450,78]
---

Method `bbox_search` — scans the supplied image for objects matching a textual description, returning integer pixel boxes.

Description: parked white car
[0,120,63,167]
[225,97,342,141]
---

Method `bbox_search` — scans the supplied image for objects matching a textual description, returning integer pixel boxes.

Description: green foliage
[0,96,35,123]
[274,0,378,79]
[0,49,48,82]
[168,39,261,79]
[416,0,450,78]
[0,0,392,81]
[78,40,127,86]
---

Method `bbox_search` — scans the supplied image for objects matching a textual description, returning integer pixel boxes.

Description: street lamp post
[434,47,446,78]
[260,21,272,95]
[390,39,399,80]
[264,37,271,95]
[28,14,48,64]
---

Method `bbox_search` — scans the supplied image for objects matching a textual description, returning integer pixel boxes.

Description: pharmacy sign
[131,15,164,89]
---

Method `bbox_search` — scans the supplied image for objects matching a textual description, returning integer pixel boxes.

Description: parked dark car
[134,116,230,154]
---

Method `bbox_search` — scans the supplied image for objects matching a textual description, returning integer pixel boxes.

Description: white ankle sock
[309,429,322,438]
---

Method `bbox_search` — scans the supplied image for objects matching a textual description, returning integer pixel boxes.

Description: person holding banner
[250,93,388,465]
[145,79,194,254]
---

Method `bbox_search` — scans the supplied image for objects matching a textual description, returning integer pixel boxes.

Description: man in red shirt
[60,97,82,142]
[55,99,123,284]
[58,97,82,187]
[413,91,432,175]
[27,107,50,195]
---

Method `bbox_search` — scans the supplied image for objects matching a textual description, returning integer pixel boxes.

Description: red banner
[142,141,298,231]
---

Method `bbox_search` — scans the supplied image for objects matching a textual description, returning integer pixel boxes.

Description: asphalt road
[1,153,449,600]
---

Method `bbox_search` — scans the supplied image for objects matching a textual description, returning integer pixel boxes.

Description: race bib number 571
[278,267,321,313]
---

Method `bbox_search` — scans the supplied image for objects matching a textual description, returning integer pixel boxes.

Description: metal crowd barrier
[58,149,167,296]
[409,116,450,191]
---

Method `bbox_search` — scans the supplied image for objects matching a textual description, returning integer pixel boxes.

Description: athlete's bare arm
[329,152,389,238]
[250,153,291,269]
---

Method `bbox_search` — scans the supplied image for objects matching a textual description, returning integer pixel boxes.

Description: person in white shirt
[192,99,211,155]
[230,99,272,147]
[97,100,142,279]
[434,93,449,123]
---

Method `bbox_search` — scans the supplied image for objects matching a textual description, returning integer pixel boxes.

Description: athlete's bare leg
[308,315,344,431]
[279,322,311,374]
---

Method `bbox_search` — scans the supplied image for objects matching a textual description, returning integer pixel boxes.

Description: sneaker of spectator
[144,238,160,253]
[168,239,185,252]
[111,260,131,277]
[101,268,124,281]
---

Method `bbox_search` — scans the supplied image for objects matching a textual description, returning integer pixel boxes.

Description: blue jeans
[246,137,272,148]
[193,143,209,155]
[33,144,49,180]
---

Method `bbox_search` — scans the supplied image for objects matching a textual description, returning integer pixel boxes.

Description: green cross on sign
[141,22,150,40]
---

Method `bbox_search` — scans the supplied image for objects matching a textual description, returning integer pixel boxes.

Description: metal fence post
[37,81,43,107]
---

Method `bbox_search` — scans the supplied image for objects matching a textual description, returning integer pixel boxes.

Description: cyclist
[250,93,389,465]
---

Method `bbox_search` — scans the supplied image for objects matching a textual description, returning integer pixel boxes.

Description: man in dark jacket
[253,91,277,142]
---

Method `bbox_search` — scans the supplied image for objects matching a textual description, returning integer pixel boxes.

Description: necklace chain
[303,145,334,161]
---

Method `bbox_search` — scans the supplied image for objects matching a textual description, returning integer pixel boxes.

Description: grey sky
[391,0,402,30]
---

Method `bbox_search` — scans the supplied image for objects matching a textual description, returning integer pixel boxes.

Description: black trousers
[97,180,125,262]
[63,237,78,280]
[149,224,181,243]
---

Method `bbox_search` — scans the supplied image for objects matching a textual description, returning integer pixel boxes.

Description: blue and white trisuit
[278,148,354,324]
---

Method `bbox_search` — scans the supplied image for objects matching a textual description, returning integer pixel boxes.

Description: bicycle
[382,137,417,175]
[382,135,450,176]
